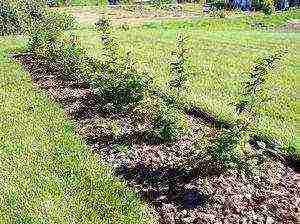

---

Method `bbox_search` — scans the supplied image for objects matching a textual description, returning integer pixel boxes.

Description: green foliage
[210,126,248,167]
[27,10,86,78]
[61,35,91,76]
[206,0,275,14]
[0,2,20,36]
[252,0,266,10]
[112,143,130,153]
[47,0,67,6]
[0,0,47,36]
[150,0,177,9]
[209,9,226,18]
[207,0,226,10]
[169,33,191,89]
[252,0,275,15]
[8,0,47,33]
[194,50,290,169]
[193,125,247,168]
[236,50,288,115]
[92,17,148,112]
[130,94,161,124]
[142,10,298,31]
[153,103,189,142]
[95,16,112,33]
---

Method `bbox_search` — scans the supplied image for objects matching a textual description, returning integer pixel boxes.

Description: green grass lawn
[0,36,153,224]
[74,12,299,152]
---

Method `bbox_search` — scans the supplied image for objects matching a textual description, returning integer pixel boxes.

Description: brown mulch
[12,53,300,224]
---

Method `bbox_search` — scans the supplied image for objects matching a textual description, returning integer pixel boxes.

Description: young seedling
[94,16,147,112]
[169,33,190,90]
[236,49,288,116]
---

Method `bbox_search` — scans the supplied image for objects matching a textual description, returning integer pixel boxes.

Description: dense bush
[28,10,77,58]
[0,0,46,36]
[252,0,276,14]
[0,2,20,35]
[206,0,227,10]
[91,17,149,112]
[206,0,275,14]
[8,0,47,33]
[27,10,90,81]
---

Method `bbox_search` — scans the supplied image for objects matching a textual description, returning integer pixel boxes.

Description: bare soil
[12,53,300,224]
[66,7,199,25]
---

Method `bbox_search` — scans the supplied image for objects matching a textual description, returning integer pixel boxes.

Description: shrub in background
[0,0,47,36]
[27,10,90,81]
[8,0,47,34]
[149,0,177,9]
[207,0,227,10]
[252,0,276,15]
[46,0,62,6]
[28,10,77,59]
[0,2,20,36]
[209,9,226,18]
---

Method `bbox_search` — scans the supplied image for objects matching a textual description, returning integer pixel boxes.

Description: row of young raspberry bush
[2,0,296,171]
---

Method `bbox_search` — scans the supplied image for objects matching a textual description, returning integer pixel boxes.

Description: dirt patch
[68,7,199,25]
[12,53,300,224]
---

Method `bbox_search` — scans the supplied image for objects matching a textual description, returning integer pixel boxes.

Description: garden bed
[12,52,299,224]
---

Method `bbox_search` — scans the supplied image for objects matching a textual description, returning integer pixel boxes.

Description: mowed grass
[75,14,299,151]
[0,36,153,223]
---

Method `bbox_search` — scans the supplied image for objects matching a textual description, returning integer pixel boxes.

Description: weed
[112,143,130,153]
